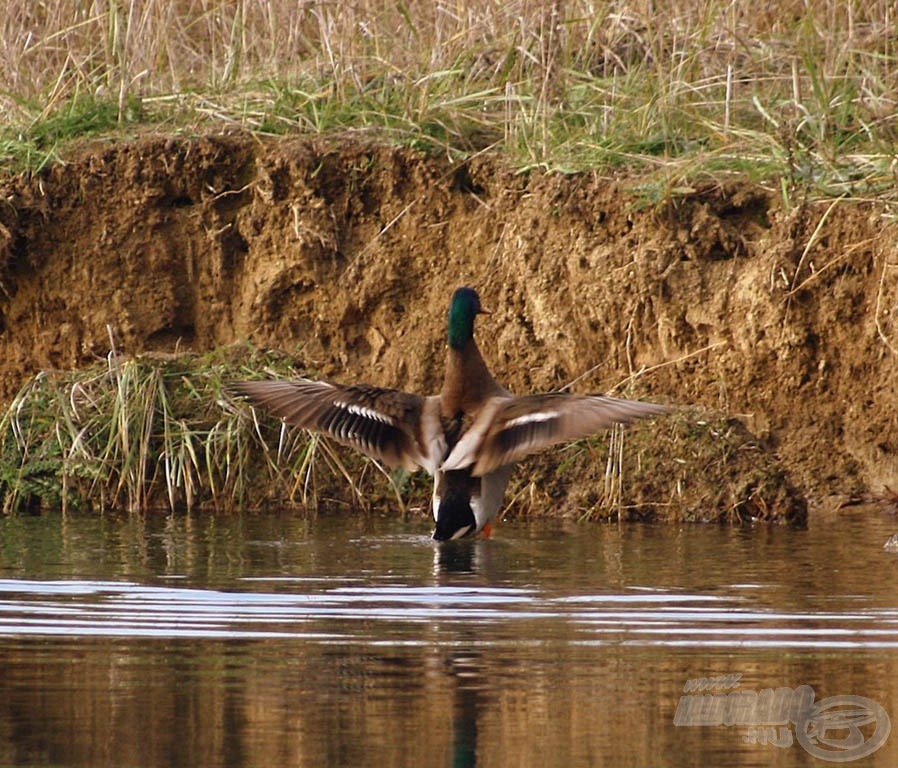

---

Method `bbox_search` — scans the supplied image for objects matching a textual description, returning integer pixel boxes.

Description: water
[1,509,897,767]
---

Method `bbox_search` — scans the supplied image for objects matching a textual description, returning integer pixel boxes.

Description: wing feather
[231,379,441,472]
[442,393,668,476]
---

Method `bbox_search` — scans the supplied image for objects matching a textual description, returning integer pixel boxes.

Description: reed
[0,1,895,198]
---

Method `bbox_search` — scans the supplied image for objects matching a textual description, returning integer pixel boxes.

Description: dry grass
[1,1,896,197]
[0,344,411,515]
[513,414,807,525]
[0,342,804,523]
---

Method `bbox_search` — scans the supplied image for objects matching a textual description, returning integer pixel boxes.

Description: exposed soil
[2,133,897,521]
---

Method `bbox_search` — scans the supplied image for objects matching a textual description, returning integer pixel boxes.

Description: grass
[0,342,805,523]
[515,414,807,525]
[0,1,896,199]
[0,344,412,515]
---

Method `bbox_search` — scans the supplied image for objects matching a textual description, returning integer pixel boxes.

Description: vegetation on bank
[1,1,896,201]
[0,345,414,516]
[0,344,805,524]
[0,1,871,522]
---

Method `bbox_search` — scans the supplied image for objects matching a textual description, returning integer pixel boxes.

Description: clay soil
[1,133,897,522]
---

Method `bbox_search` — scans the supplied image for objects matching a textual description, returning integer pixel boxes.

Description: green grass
[1,1,896,200]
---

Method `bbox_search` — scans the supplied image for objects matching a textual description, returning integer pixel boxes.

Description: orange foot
[481,523,493,538]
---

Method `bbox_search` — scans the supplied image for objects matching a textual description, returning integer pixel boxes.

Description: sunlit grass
[0,343,804,523]
[0,344,409,515]
[0,1,895,199]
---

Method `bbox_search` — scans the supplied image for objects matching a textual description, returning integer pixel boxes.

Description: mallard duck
[233,287,668,540]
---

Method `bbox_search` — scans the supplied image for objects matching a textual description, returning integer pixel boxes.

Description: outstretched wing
[231,379,445,473]
[441,393,668,476]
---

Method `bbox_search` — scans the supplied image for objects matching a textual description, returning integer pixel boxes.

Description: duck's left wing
[232,379,445,473]
[442,393,669,476]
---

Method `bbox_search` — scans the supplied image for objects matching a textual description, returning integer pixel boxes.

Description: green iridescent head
[447,287,485,349]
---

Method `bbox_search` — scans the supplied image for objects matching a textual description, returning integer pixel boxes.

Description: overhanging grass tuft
[0,345,407,515]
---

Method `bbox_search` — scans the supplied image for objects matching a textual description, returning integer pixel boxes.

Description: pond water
[1,509,897,767]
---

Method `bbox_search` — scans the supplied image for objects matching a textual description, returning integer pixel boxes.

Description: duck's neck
[440,338,502,416]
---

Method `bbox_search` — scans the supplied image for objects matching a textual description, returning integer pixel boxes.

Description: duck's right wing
[231,379,445,474]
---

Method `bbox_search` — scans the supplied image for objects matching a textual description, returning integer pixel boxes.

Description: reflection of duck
[234,288,668,541]
[435,540,479,574]
[448,650,482,768]
[433,534,502,576]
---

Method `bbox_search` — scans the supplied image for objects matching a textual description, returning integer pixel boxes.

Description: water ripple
[1,578,896,648]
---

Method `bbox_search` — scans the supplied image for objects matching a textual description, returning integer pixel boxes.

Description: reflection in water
[435,540,479,575]
[436,544,484,767]
[0,511,897,767]
[448,651,481,768]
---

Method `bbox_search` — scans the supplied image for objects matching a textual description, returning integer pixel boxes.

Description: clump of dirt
[1,132,897,521]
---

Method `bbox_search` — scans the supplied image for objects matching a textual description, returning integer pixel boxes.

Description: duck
[232,287,668,541]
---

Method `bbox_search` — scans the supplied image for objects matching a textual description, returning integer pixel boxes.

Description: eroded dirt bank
[1,133,896,518]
